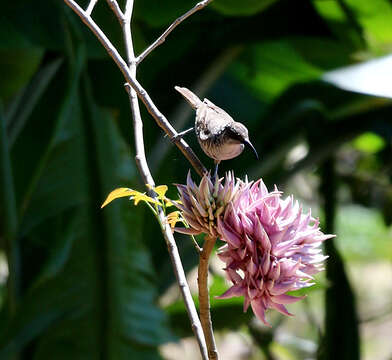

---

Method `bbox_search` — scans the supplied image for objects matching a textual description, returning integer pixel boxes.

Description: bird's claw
[168,127,194,143]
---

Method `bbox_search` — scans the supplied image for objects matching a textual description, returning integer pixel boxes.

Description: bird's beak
[243,139,259,160]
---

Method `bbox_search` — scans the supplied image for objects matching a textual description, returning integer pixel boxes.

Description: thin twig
[64,0,206,176]
[86,0,99,16]
[136,0,213,65]
[106,0,124,21]
[191,235,202,253]
[198,235,219,360]
[104,0,209,357]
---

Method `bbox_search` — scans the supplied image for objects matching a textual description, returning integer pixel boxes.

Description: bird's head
[228,122,259,160]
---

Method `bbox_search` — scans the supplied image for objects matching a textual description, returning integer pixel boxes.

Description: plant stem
[198,235,218,360]
[136,0,213,64]
[104,1,209,358]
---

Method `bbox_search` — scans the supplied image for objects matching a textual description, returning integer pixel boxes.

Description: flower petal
[271,294,305,304]
[251,299,271,326]
[216,283,245,299]
[218,217,242,248]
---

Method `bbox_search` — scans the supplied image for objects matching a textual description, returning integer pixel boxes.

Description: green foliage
[353,132,386,154]
[211,0,277,16]
[1,0,392,359]
[336,205,392,261]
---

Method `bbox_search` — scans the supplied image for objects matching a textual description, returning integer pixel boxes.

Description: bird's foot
[168,127,194,143]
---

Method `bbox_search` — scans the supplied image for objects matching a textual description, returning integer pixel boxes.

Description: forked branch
[136,0,213,64]
[63,0,206,176]
[85,0,98,15]
[63,0,216,358]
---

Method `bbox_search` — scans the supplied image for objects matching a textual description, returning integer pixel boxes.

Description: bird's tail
[174,86,202,109]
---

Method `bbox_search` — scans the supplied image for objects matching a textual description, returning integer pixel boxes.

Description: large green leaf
[0,48,43,102]
[0,18,44,101]
[134,0,202,27]
[230,42,322,102]
[3,0,66,51]
[0,36,172,359]
[211,0,277,16]
[312,0,366,51]
[6,57,63,146]
[341,0,392,53]
[313,0,392,54]
[0,106,20,315]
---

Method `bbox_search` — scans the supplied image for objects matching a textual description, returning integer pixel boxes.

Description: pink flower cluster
[175,173,333,325]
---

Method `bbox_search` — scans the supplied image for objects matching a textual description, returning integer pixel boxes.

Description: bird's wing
[203,99,232,117]
[175,86,203,109]
[196,104,232,141]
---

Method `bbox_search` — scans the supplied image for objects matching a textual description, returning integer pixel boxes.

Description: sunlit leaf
[132,192,160,206]
[164,199,174,207]
[146,184,168,199]
[166,211,181,229]
[101,187,138,208]
[231,42,321,102]
[323,54,392,98]
[164,199,182,207]
[353,132,386,153]
[312,0,365,50]
[342,0,392,52]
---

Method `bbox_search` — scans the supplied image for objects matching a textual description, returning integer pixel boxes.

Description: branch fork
[63,0,217,358]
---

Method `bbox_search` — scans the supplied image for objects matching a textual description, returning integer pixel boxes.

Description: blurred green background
[1,0,391,359]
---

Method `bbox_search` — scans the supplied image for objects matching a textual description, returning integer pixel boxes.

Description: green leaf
[312,0,366,51]
[230,42,321,102]
[211,0,277,16]
[166,275,251,337]
[0,48,43,102]
[313,0,392,54]
[6,58,63,146]
[352,132,386,154]
[0,106,20,315]
[17,44,86,236]
[341,0,392,53]
[134,0,201,27]
[0,36,172,359]
[336,205,392,261]
[3,0,66,50]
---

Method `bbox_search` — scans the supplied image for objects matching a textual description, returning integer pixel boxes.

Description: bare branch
[122,0,209,356]
[86,0,99,16]
[136,0,213,65]
[66,0,209,357]
[63,0,206,176]
[106,0,124,22]
[123,0,134,19]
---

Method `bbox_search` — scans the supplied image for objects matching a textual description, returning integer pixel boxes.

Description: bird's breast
[200,138,245,161]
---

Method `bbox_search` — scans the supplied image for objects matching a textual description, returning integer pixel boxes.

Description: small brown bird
[174,86,258,176]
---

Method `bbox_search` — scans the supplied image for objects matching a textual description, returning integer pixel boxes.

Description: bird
[174,86,258,177]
